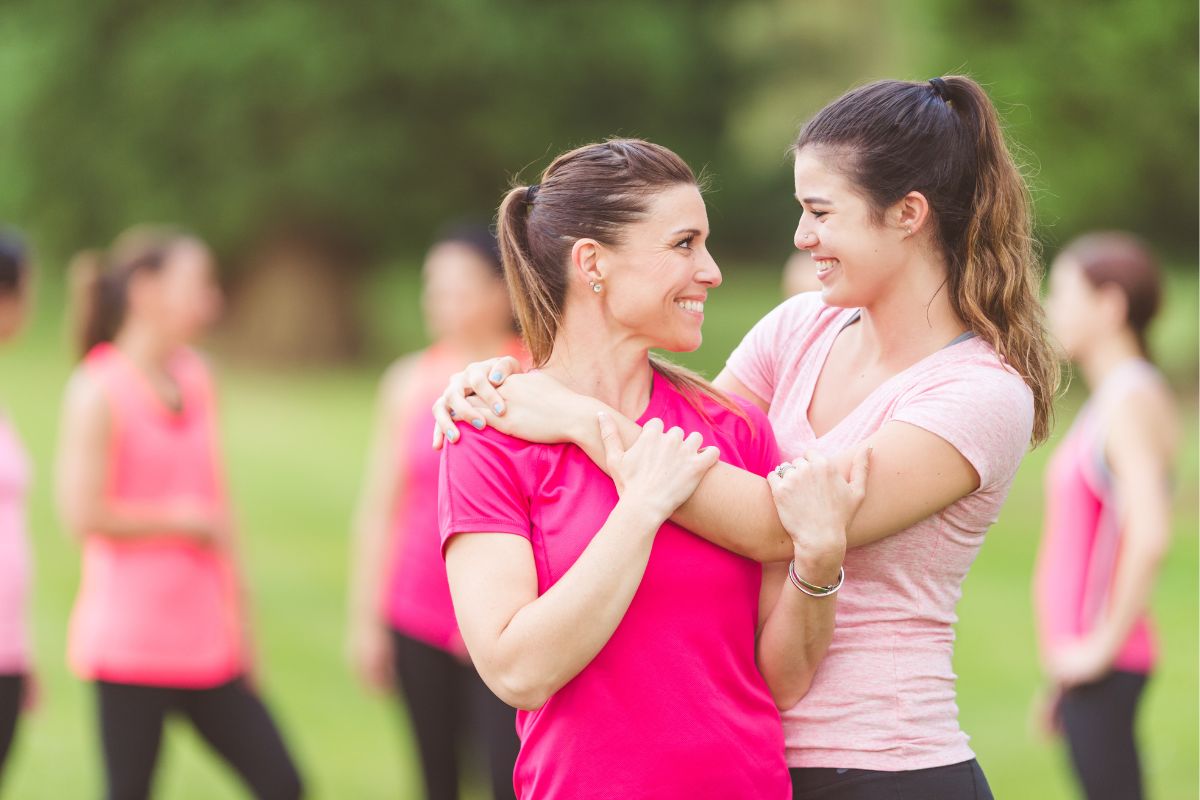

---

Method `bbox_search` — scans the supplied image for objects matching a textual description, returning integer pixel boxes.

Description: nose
[697,249,723,288]
[794,219,818,251]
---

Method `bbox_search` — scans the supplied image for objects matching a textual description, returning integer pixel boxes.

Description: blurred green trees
[0,0,1193,296]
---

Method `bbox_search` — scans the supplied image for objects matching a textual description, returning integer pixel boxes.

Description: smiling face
[792,147,905,309]
[592,183,721,353]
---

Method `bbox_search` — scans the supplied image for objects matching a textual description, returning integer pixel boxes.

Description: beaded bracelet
[787,561,845,598]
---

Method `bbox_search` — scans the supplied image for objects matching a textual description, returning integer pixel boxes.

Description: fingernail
[493,403,505,416]
[449,409,457,418]
[490,371,503,383]
[448,428,459,442]
[472,419,485,430]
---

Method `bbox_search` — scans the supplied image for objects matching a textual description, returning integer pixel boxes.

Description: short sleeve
[724,293,815,405]
[890,363,1034,493]
[438,425,535,556]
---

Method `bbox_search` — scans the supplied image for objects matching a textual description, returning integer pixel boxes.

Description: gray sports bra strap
[839,309,975,349]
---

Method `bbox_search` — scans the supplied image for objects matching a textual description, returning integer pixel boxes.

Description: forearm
[755,553,840,708]
[568,402,791,563]
[1090,522,1170,660]
[348,515,393,631]
[71,502,196,541]
[479,501,662,710]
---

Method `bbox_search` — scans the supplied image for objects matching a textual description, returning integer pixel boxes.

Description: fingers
[488,355,522,385]
[431,396,458,448]
[849,445,871,499]
[466,362,508,418]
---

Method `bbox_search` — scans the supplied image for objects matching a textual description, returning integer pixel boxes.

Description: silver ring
[774,462,796,479]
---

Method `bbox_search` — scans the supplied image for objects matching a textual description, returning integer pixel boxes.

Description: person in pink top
[436,139,868,799]
[1036,232,1177,800]
[434,77,1060,798]
[0,231,36,789]
[55,226,302,800]
[348,224,522,800]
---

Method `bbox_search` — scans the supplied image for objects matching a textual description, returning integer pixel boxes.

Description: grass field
[1,265,1195,798]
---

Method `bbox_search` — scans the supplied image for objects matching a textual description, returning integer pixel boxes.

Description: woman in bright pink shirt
[1036,233,1177,800]
[56,227,302,800]
[435,78,1059,798]
[438,139,867,799]
[0,232,35,788]
[348,225,522,799]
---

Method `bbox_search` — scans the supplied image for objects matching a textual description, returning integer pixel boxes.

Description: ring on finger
[774,462,796,479]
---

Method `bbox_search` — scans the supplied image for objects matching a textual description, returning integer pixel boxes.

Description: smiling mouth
[675,299,705,314]
[813,258,840,278]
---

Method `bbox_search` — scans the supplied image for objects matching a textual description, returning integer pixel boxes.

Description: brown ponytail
[67,225,197,359]
[796,76,1059,444]
[495,139,749,422]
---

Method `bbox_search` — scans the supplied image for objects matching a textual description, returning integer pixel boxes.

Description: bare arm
[55,370,218,543]
[346,357,418,689]
[447,418,719,711]
[754,449,867,708]
[1049,386,1177,687]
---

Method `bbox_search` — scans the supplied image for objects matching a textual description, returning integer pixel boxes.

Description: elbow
[487,668,555,712]
[769,676,814,712]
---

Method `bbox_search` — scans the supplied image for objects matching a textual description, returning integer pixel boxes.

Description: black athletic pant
[1058,670,1148,800]
[0,674,22,788]
[96,677,303,800]
[391,629,519,800]
[790,758,993,799]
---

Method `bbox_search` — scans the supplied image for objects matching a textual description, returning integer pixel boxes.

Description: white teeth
[676,300,704,313]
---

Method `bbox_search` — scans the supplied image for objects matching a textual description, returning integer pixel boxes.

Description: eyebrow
[668,227,703,237]
[797,196,834,205]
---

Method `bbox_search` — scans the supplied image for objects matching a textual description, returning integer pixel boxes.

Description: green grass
[1,266,1195,798]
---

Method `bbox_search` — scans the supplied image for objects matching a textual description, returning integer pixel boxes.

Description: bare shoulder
[1109,379,1179,460]
[380,352,424,407]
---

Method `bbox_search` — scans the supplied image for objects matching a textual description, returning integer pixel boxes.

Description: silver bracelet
[787,561,844,598]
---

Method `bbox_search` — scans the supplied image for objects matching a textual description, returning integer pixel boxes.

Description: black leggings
[391,630,519,800]
[96,676,303,800]
[790,759,993,799]
[0,674,22,788]
[1058,670,1148,800]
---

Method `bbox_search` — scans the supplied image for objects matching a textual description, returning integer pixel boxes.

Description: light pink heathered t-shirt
[439,369,790,800]
[726,292,1033,771]
[0,415,32,675]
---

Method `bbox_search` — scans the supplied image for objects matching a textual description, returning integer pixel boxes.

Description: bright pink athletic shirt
[1035,359,1163,675]
[68,343,242,688]
[726,292,1033,771]
[0,416,32,674]
[385,340,524,655]
[439,370,790,800]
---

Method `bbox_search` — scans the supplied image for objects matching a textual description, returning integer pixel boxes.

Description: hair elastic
[928,77,949,100]
[524,184,540,205]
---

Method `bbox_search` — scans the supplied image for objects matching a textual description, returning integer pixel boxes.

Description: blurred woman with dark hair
[56,226,303,800]
[0,231,36,790]
[1037,232,1177,800]
[347,224,523,800]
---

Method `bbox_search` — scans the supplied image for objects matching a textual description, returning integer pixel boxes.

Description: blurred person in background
[55,226,303,800]
[0,231,37,790]
[347,225,522,800]
[1036,232,1177,800]
[781,249,821,298]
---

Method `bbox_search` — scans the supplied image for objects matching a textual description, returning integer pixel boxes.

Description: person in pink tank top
[1036,232,1178,800]
[56,226,302,800]
[435,140,867,800]
[0,231,36,790]
[348,224,523,800]
[434,79,1060,799]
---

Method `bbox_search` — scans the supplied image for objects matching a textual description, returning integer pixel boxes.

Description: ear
[570,238,604,286]
[892,191,932,236]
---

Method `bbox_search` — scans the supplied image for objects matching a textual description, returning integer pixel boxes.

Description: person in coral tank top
[56,226,302,800]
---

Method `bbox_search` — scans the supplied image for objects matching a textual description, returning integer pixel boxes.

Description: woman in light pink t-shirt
[348,225,522,800]
[437,139,866,800]
[436,78,1059,798]
[0,232,35,788]
[56,227,301,800]
[1036,233,1177,800]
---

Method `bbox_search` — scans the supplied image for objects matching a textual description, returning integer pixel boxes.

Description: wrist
[570,397,610,445]
[613,493,671,532]
[791,547,844,587]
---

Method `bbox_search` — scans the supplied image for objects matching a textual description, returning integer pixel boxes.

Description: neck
[543,302,654,419]
[854,251,966,368]
[1077,330,1144,390]
[113,323,176,371]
